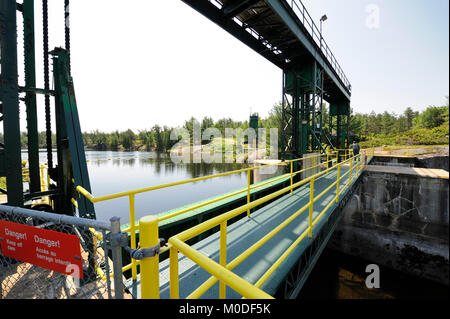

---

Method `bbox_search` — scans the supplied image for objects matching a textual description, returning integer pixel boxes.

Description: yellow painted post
[336,164,341,203]
[47,166,50,189]
[129,194,137,280]
[349,156,353,184]
[312,157,316,175]
[247,170,251,217]
[357,155,360,174]
[139,215,160,299]
[170,247,179,299]
[290,161,293,194]
[40,165,45,192]
[219,221,227,299]
[308,176,315,238]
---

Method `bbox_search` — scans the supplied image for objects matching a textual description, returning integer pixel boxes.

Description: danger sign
[0,220,83,279]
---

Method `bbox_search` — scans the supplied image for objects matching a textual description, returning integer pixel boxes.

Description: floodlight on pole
[320,15,328,51]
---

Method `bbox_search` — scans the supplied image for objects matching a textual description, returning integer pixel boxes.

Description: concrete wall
[371,155,449,172]
[417,156,449,172]
[329,168,449,284]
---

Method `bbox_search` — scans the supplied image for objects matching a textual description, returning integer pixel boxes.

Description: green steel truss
[0,0,94,219]
[282,61,329,160]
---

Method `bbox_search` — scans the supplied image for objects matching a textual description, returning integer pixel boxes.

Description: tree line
[2,98,447,151]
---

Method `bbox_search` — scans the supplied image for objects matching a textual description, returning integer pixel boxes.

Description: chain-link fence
[0,205,124,299]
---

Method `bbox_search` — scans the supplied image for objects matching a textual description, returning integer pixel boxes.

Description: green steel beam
[52,48,95,219]
[222,0,260,17]
[23,0,41,193]
[19,86,55,96]
[0,0,24,206]
[180,0,288,69]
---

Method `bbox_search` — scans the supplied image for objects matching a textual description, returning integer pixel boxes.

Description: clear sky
[20,0,449,133]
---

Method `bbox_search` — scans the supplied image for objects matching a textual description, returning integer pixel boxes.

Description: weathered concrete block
[330,164,449,284]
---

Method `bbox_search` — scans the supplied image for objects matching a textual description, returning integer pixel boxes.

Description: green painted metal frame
[330,101,350,159]
[0,1,95,223]
[281,61,328,161]
[0,0,24,207]
[265,0,351,101]
[23,0,41,194]
[52,48,95,219]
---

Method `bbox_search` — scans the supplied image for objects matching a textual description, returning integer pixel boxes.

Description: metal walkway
[124,159,364,299]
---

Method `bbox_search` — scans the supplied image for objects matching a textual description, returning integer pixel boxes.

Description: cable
[64,0,71,73]
[43,0,53,170]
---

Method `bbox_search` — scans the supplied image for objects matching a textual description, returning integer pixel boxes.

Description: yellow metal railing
[378,145,436,158]
[21,161,51,205]
[73,148,375,298]
[75,151,339,280]
[162,152,368,299]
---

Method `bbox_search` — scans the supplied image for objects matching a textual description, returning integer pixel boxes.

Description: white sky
[15,0,449,133]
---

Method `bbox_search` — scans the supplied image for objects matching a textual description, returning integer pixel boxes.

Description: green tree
[403,107,416,131]
[120,129,136,150]
[201,117,214,132]
[414,106,448,129]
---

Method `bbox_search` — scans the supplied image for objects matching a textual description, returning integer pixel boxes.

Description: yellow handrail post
[349,156,353,184]
[40,165,45,192]
[139,215,160,299]
[357,155,360,175]
[312,157,316,175]
[336,164,341,203]
[308,176,315,238]
[290,161,293,194]
[247,170,251,217]
[219,221,227,299]
[129,194,137,280]
[170,246,179,299]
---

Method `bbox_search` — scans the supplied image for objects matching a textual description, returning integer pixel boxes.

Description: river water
[23,150,448,299]
[24,150,250,223]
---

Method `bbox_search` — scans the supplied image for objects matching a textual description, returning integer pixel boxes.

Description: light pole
[320,14,327,51]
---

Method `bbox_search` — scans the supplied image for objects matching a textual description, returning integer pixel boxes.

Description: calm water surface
[86,151,252,223]
[26,150,250,223]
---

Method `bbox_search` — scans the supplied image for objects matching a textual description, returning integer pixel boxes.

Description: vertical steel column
[311,64,317,151]
[23,0,40,193]
[336,111,341,161]
[281,71,286,159]
[318,65,324,149]
[281,70,297,161]
[110,217,124,299]
[0,0,23,206]
[293,70,299,158]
